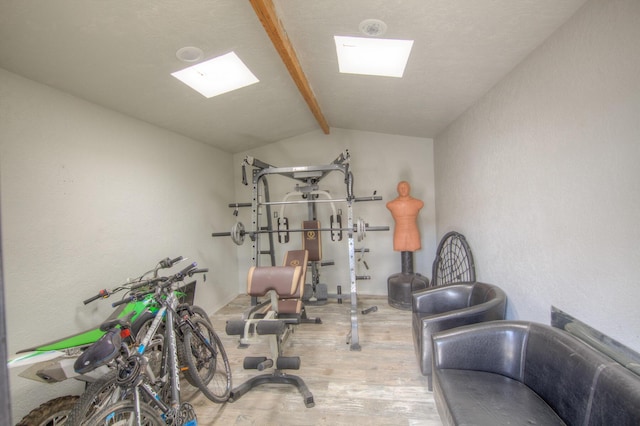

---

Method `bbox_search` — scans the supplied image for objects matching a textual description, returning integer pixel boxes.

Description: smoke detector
[176,46,204,63]
[358,19,387,37]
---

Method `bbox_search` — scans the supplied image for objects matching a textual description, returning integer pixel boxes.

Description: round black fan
[431,231,476,286]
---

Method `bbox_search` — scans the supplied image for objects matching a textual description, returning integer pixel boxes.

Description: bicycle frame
[135,288,182,416]
[111,273,198,425]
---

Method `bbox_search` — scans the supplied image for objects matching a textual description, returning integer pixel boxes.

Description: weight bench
[226,250,315,407]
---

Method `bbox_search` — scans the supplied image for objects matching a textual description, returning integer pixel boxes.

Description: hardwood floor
[185,295,443,425]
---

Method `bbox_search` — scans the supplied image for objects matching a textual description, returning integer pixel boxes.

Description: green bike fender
[16,296,159,353]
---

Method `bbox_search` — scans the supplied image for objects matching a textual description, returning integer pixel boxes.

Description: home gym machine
[212,150,388,350]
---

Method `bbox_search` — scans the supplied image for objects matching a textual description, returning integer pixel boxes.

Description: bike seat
[74,328,122,374]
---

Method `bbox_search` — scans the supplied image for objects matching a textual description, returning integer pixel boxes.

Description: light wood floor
[184,295,443,425]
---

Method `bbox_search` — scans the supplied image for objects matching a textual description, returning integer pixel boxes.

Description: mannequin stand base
[387,272,429,310]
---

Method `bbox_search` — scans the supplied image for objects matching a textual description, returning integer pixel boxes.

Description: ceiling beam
[249,0,330,134]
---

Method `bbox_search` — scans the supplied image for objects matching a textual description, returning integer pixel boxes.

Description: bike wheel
[176,305,212,387]
[182,317,232,403]
[16,395,79,426]
[84,400,164,426]
[188,305,212,325]
[65,370,124,425]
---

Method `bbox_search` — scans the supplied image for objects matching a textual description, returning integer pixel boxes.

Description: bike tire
[84,399,164,426]
[16,395,79,426]
[186,305,212,325]
[182,316,232,403]
[176,304,212,387]
[65,370,121,426]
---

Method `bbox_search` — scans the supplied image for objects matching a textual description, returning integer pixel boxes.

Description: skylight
[171,51,259,98]
[334,36,414,78]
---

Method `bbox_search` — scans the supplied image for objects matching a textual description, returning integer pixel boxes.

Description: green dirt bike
[9,256,210,426]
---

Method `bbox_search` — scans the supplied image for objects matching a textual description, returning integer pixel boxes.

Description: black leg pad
[276,356,300,370]
[229,371,315,408]
[243,356,268,369]
[226,320,246,336]
[256,320,286,335]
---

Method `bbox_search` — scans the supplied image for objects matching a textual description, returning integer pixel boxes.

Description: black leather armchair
[411,281,507,390]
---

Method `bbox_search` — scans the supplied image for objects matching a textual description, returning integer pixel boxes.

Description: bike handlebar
[82,255,182,304]
[111,267,206,307]
[159,256,183,269]
[177,262,198,279]
[111,297,131,308]
[83,289,109,305]
[111,288,156,308]
[129,277,166,291]
[189,268,208,277]
[83,257,206,305]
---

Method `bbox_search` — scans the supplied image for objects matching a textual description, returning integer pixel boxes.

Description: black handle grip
[83,289,109,305]
[178,262,197,278]
[159,256,183,269]
[242,164,247,185]
[188,268,208,277]
[112,296,133,308]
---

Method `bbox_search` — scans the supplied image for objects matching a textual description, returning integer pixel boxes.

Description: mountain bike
[10,256,202,426]
[72,262,232,425]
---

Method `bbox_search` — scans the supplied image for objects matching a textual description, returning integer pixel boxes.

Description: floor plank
[188,295,442,426]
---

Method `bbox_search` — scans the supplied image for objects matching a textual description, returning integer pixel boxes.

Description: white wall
[434,0,640,351]
[225,128,436,297]
[0,68,239,420]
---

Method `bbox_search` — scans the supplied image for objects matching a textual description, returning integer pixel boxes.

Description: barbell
[212,219,389,246]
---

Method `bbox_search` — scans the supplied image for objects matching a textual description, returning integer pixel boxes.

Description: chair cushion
[434,369,566,426]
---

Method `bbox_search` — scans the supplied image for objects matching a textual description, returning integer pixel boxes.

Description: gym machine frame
[223,151,386,350]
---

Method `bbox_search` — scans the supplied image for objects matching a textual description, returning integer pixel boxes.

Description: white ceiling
[0,0,588,154]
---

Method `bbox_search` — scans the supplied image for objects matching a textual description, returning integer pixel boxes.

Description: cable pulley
[212,220,387,245]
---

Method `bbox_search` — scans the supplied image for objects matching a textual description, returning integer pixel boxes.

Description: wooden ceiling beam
[249,0,330,134]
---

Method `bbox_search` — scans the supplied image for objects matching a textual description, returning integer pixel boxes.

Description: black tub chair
[411,281,507,390]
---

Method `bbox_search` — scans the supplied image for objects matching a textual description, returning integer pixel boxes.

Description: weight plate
[357,218,366,242]
[231,221,245,245]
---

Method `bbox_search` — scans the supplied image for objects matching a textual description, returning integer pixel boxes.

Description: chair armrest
[432,320,531,382]
[421,297,506,333]
[412,283,473,314]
